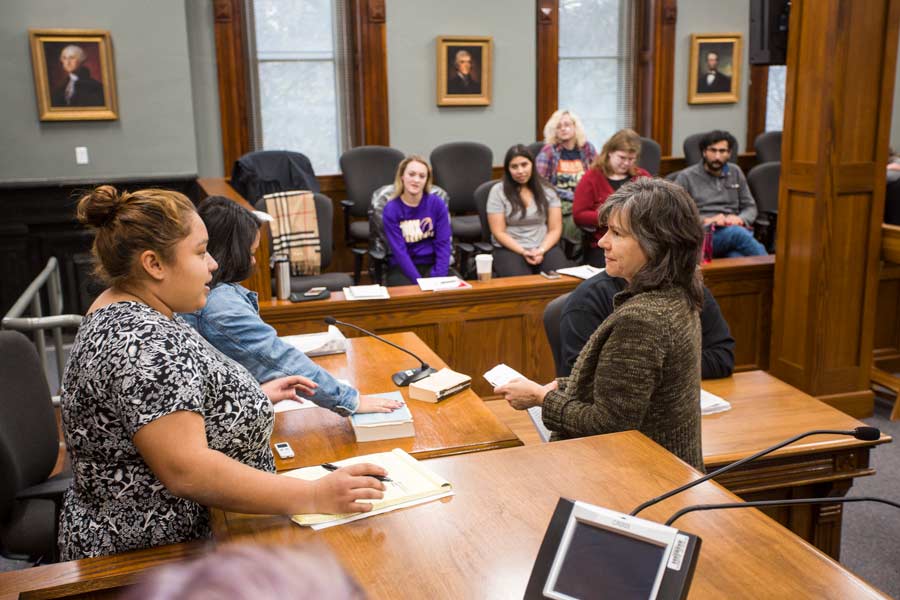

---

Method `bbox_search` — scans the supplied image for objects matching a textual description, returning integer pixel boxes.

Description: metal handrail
[2,257,83,398]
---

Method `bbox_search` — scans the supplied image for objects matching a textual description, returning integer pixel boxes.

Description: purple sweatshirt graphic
[382,193,452,282]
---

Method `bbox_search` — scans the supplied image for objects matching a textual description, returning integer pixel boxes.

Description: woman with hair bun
[60,186,387,560]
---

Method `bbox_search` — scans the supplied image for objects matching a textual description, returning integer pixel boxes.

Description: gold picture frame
[29,28,118,121]
[688,33,742,105]
[436,36,492,107]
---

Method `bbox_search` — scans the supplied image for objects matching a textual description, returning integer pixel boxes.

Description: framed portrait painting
[688,33,742,105]
[436,36,492,107]
[29,29,118,121]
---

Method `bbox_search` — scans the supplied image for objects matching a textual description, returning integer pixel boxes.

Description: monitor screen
[550,520,667,600]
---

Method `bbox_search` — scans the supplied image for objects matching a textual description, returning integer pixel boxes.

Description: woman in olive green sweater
[496,178,706,470]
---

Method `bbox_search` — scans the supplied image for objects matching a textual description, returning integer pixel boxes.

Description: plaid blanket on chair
[263,190,321,276]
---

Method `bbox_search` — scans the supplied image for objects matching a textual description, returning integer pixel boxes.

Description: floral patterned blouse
[59,302,274,560]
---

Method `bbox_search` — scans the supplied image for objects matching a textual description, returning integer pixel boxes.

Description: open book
[280,325,348,357]
[283,448,453,530]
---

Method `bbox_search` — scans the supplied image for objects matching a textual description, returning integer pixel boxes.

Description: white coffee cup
[475,254,493,282]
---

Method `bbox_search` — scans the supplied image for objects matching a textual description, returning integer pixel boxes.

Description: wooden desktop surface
[270,332,521,471]
[215,432,888,600]
[703,371,891,467]
[700,370,891,559]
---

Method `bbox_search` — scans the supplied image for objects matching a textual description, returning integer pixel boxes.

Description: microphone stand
[665,496,900,526]
[630,427,881,517]
[325,317,437,386]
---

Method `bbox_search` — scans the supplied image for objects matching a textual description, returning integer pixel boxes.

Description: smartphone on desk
[540,271,561,280]
[289,287,330,302]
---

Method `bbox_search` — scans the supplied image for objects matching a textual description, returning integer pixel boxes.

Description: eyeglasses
[611,153,637,163]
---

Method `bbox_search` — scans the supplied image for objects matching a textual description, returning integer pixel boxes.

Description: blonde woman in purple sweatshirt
[382,156,453,286]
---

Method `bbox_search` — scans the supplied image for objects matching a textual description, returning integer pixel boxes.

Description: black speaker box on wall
[749,0,790,65]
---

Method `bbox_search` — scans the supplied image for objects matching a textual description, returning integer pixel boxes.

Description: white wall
[672,0,750,157]
[385,0,535,163]
[0,0,199,183]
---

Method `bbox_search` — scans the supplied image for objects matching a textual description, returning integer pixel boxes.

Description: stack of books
[409,368,471,402]
[349,392,415,442]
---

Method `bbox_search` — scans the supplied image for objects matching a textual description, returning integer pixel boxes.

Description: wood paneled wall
[258,259,775,399]
[770,0,900,417]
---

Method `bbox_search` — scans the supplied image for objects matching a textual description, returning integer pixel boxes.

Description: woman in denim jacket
[182,196,402,416]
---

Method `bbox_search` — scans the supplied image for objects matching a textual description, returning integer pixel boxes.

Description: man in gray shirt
[674,130,767,257]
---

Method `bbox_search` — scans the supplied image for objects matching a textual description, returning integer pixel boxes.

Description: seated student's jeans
[712,225,767,258]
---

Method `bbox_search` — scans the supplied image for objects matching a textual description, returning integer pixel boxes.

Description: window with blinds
[246,0,353,174]
[557,0,634,146]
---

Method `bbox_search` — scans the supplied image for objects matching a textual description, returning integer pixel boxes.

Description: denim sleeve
[199,288,359,413]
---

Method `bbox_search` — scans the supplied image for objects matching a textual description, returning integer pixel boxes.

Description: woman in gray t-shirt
[486,144,571,276]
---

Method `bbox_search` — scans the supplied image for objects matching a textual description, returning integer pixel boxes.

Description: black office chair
[339,146,405,282]
[473,179,502,249]
[638,137,662,176]
[886,171,900,226]
[754,131,783,164]
[230,150,320,202]
[527,142,546,160]
[255,192,353,293]
[543,292,572,377]
[0,331,72,564]
[746,162,781,253]
[683,132,739,165]
[430,142,494,243]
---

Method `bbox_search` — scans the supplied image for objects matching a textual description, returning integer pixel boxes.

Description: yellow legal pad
[282,448,454,530]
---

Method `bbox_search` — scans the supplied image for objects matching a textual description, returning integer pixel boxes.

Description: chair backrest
[886,171,900,225]
[230,150,320,204]
[339,146,405,219]
[430,142,493,214]
[474,179,502,244]
[367,184,450,259]
[0,331,59,520]
[746,161,781,215]
[255,192,337,269]
[527,142,546,160]
[754,131,783,163]
[683,132,739,165]
[638,137,662,176]
[543,292,572,377]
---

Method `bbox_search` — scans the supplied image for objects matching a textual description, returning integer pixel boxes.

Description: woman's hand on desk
[261,376,317,403]
[313,463,388,514]
[495,378,557,410]
[356,395,405,413]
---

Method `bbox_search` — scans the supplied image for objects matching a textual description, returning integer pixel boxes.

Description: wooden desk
[270,332,521,471]
[215,433,887,599]
[260,258,775,398]
[702,371,891,559]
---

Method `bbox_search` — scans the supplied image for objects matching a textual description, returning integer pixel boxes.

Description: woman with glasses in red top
[573,128,651,267]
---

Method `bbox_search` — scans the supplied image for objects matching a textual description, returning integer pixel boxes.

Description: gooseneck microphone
[324,316,437,386]
[665,496,900,526]
[630,427,881,517]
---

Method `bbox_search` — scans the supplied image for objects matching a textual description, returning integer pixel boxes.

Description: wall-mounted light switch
[75,146,89,165]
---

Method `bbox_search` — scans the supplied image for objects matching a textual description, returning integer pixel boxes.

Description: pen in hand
[321,462,393,483]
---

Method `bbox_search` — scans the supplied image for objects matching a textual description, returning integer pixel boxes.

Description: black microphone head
[854,426,880,441]
[324,316,337,325]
